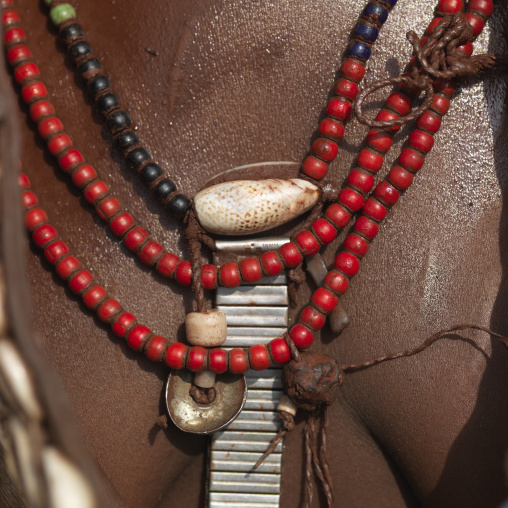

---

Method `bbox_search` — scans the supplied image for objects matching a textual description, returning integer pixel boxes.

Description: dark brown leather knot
[355,13,496,129]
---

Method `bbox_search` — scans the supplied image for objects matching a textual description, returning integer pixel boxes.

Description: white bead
[194,178,320,235]
[194,371,216,389]
[277,394,298,416]
[185,309,227,347]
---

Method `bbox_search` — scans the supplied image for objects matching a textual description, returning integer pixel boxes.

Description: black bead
[167,194,191,217]
[87,75,111,97]
[106,110,131,133]
[153,179,176,200]
[78,58,102,76]
[126,148,150,170]
[69,41,92,60]
[115,130,139,150]
[139,163,163,184]
[59,23,84,42]
[97,93,119,113]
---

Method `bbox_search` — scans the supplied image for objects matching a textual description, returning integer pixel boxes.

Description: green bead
[49,3,76,25]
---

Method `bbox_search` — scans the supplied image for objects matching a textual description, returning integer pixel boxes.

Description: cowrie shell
[194,178,320,235]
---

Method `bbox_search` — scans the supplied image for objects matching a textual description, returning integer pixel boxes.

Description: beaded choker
[1,0,498,506]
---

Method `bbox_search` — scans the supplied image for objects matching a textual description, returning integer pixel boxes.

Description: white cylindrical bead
[194,371,217,389]
[185,309,227,347]
[277,394,298,416]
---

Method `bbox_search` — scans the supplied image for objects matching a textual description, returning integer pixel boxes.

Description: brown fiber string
[340,325,508,373]
[355,13,496,128]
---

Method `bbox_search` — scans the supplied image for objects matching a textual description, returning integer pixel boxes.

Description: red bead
[339,188,364,212]
[375,109,401,134]
[209,348,227,373]
[187,346,207,372]
[408,129,434,154]
[58,149,84,172]
[324,203,351,229]
[312,138,338,162]
[201,264,218,289]
[416,111,441,134]
[21,190,38,209]
[97,299,121,323]
[1,0,14,8]
[347,168,374,194]
[301,155,329,180]
[398,148,425,173]
[260,250,284,277]
[83,180,109,205]
[13,62,40,84]
[311,287,338,314]
[6,44,32,65]
[44,240,69,265]
[4,27,25,45]
[334,252,360,277]
[32,224,57,248]
[68,269,93,294]
[318,118,344,142]
[109,212,134,237]
[386,91,413,116]
[326,98,352,121]
[289,324,314,350]
[278,242,303,268]
[268,338,291,364]
[47,134,73,156]
[239,257,263,283]
[96,196,121,220]
[18,173,30,189]
[249,344,270,371]
[111,312,136,338]
[165,342,188,369]
[156,252,180,278]
[145,335,169,362]
[456,41,473,57]
[353,216,379,240]
[138,240,163,265]
[434,78,457,97]
[464,12,484,37]
[229,348,249,374]
[21,82,47,104]
[333,78,359,100]
[124,226,148,253]
[2,9,19,25]
[437,0,464,12]
[25,207,47,230]
[37,116,63,140]
[468,0,494,18]
[219,262,241,288]
[312,218,337,245]
[324,269,350,295]
[344,233,369,258]
[55,255,81,280]
[374,181,400,207]
[29,100,55,123]
[295,231,320,256]
[362,197,387,222]
[127,325,151,351]
[426,17,442,35]
[340,60,365,82]
[300,306,326,331]
[357,149,383,173]
[175,261,192,286]
[82,285,107,310]
[366,128,393,154]
[388,166,414,191]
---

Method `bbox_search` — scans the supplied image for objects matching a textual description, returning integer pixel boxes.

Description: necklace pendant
[166,370,247,434]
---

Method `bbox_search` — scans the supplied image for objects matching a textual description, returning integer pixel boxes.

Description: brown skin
[4,0,508,506]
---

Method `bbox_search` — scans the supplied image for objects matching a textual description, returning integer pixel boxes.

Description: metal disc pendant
[166,370,247,434]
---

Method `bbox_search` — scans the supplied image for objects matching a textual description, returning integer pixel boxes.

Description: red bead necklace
[2,0,494,379]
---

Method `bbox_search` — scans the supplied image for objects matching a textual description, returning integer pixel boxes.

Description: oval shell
[194,178,320,235]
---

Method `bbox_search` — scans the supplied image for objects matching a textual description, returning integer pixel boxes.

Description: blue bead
[384,0,398,6]
[353,22,379,43]
[362,3,388,24]
[346,40,371,61]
